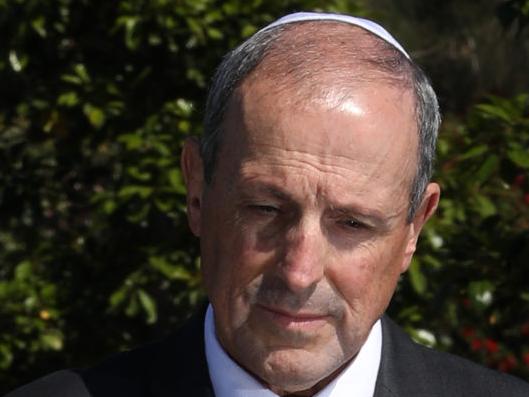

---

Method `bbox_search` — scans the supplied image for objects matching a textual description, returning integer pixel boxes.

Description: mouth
[256,304,330,331]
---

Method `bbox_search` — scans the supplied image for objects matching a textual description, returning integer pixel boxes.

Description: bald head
[244,22,413,108]
[202,15,440,220]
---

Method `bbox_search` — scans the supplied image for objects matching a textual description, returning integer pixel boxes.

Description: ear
[181,137,204,237]
[400,182,440,272]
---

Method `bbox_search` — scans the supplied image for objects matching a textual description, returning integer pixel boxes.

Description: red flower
[523,352,529,367]
[513,174,525,187]
[462,326,476,339]
[484,338,499,354]
[471,339,483,351]
[521,322,529,337]
[524,193,529,205]
[498,355,517,373]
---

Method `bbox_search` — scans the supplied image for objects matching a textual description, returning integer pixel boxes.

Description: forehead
[219,75,418,197]
[233,70,415,140]
[223,20,417,148]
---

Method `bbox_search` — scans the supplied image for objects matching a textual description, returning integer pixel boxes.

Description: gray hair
[201,23,440,222]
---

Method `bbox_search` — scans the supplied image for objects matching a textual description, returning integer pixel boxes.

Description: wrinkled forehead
[217,20,419,174]
[226,22,418,166]
[220,73,419,204]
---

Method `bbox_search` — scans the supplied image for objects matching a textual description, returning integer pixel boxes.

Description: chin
[256,347,343,393]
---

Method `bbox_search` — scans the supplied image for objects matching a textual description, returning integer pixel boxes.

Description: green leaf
[175,98,194,117]
[149,256,192,280]
[118,185,153,199]
[471,194,497,217]
[102,199,117,214]
[0,345,14,369]
[31,16,47,38]
[40,330,64,351]
[126,203,151,223]
[154,198,173,212]
[137,289,157,324]
[57,91,79,107]
[83,103,105,129]
[109,288,128,309]
[119,133,144,150]
[168,168,186,193]
[475,103,512,122]
[15,261,33,281]
[118,16,140,50]
[74,63,91,84]
[207,27,223,40]
[61,74,83,85]
[43,110,59,133]
[475,155,499,184]
[408,258,427,296]
[458,145,488,161]
[241,24,257,37]
[127,166,151,181]
[125,294,139,317]
[507,148,529,168]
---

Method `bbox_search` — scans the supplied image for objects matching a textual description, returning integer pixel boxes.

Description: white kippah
[257,12,410,59]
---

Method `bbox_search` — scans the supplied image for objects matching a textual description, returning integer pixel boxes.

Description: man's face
[183,77,438,394]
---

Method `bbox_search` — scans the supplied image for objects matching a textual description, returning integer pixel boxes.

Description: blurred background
[1,0,528,392]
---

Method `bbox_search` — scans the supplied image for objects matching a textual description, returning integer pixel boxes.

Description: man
[6,11,529,397]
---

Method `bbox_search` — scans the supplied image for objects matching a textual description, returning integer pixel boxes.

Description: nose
[278,217,326,292]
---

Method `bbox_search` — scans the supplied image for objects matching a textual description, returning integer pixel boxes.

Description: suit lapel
[148,309,214,397]
[373,316,442,397]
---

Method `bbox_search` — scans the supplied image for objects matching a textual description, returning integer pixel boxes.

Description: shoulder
[414,338,529,396]
[4,343,162,397]
[4,370,90,397]
[377,316,529,397]
[5,310,211,397]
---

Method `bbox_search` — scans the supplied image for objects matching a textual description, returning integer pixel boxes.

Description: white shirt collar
[204,304,382,397]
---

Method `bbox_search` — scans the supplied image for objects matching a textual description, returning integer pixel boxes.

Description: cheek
[329,240,403,313]
[329,254,374,308]
[203,220,274,304]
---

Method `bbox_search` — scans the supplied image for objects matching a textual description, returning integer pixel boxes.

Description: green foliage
[391,94,529,380]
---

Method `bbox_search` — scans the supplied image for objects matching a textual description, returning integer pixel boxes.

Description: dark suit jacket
[6,314,529,396]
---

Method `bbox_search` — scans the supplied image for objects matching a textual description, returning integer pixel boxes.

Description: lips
[257,304,330,330]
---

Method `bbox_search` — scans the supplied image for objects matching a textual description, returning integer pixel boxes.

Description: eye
[339,218,366,230]
[249,204,280,214]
